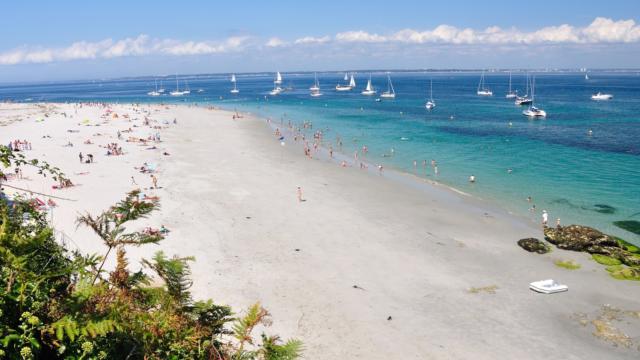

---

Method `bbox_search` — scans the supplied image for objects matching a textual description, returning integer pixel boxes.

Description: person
[329,146,333,159]
[79,152,84,163]
[131,176,137,185]
[378,164,384,174]
[297,186,303,202]
[160,225,169,234]
[469,175,476,183]
[434,166,438,175]
[556,218,561,228]
[88,154,93,163]
[527,196,532,203]
[151,174,158,189]
[542,210,549,226]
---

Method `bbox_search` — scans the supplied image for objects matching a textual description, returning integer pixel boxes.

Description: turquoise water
[1,71,639,243]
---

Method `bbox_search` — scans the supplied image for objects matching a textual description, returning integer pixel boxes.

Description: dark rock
[544,225,618,251]
[544,225,640,267]
[517,238,551,254]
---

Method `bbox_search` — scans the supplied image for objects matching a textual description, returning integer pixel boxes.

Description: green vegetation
[554,259,581,270]
[613,220,640,236]
[606,265,640,281]
[614,237,640,254]
[592,254,622,266]
[0,146,301,359]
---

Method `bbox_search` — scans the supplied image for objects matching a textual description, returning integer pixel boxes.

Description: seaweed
[592,204,616,214]
[613,220,640,235]
[592,254,622,266]
[554,259,581,270]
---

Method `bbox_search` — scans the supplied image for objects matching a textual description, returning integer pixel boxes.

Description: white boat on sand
[529,279,568,294]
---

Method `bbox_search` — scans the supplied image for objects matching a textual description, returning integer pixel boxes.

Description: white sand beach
[1,102,639,359]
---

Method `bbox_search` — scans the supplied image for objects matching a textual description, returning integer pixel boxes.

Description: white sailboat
[585,72,589,80]
[170,75,185,96]
[477,71,493,96]
[591,92,613,100]
[522,76,546,118]
[269,81,283,96]
[275,71,283,85]
[157,79,165,93]
[515,74,532,105]
[506,71,517,99]
[147,79,161,96]
[309,73,320,91]
[379,74,396,99]
[425,79,436,110]
[361,74,376,95]
[336,72,354,91]
[230,74,239,94]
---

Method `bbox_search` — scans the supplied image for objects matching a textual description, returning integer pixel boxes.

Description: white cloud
[294,36,330,44]
[0,35,251,65]
[265,37,286,47]
[0,18,638,66]
[336,17,640,45]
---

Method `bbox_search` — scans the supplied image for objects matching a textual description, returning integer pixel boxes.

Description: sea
[1,71,639,244]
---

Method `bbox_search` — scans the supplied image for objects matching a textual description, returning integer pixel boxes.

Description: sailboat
[170,75,185,96]
[379,74,396,99]
[361,74,376,95]
[425,79,436,110]
[182,80,191,95]
[591,92,613,100]
[506,71,517,98]
[269,81,283,96]
[477,71,493,96]
[585,72,589,80]
[147,79,161,96]
[230,73,239,94]
[336,72,354,91]
[522,76,546,118]
[309,73,320,91]
[515,74,533,105]
[275,71,283,85]
[157,79,165,93]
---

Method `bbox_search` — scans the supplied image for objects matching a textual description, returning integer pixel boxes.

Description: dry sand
[1,102,639,359]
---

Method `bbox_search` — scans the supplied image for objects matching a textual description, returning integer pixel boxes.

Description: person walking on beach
[131,176,137,185]
[297,186,304,202]
[542,210,549,227]
[151,174,158,189]
[329,146,334,159]
[79,152,83,163]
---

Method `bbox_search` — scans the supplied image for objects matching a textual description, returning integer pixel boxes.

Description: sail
[365,79,372,92]
[388,76,395,94]
[349,74,356,88]
[231,74,236,82]
[276,72,282,83]
[344,72,349,81]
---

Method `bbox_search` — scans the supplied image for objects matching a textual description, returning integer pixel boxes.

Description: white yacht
[157,79,165,93]
[269,82,283,96]
[147,79,161,96]
[425,79,436,110]
[477,71,493,96]
[361,74,376,95]
[522,77,546,118]
[230,74,239,94]
[275,71,283,85]
[591,92,613,100]
[506,71,517,99]
[379,74,396,99]
[515,74,532,105]
[170,75,185,96]
[336,72,355,91]
[309,73,320,91]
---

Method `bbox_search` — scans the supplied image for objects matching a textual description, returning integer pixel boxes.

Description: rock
[543,225,618,252]
[544,225,640,268]
[517,238,550,254]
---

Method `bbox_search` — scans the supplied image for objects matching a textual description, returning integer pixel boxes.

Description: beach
[1,102,639,359]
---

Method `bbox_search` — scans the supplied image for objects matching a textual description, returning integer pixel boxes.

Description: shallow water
[2,71,639,243]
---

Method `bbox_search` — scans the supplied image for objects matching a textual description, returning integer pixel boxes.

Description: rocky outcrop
[517,238,550,254]
[544,225,640,267]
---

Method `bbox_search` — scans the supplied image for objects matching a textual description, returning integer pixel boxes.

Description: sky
[0,0,639,81]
